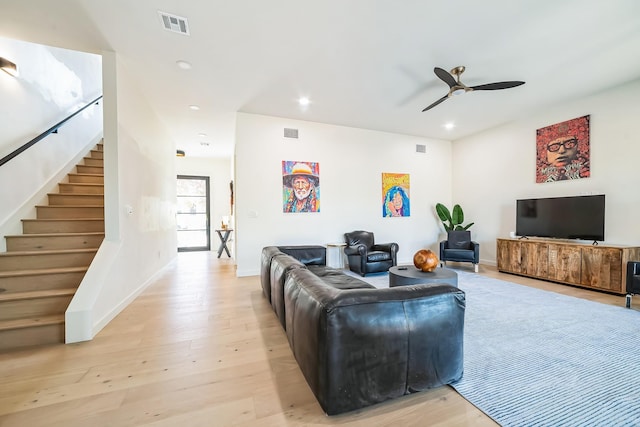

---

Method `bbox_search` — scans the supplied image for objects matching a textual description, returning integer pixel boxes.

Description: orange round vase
[413,249,439,272]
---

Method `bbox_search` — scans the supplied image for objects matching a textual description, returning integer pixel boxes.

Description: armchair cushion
[367,251,392,263]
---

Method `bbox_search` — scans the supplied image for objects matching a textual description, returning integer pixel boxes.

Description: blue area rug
[345,269,640,426]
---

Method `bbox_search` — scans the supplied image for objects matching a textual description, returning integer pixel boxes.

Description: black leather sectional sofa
[260,245,466,415]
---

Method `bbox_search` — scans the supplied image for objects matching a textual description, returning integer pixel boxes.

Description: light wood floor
[0,252,630,426]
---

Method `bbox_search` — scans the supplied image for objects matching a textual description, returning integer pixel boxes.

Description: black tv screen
[516,195,605,241]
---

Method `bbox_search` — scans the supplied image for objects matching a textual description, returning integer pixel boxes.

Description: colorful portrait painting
[536,115,590,183]
[382,173,410,217]
[282,160,320,213]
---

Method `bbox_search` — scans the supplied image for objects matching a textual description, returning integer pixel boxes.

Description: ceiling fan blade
[422,94,449,112]
[470,81,525,91]
[434,67,457,88]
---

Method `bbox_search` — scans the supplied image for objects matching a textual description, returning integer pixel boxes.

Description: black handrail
[0,95,103,168]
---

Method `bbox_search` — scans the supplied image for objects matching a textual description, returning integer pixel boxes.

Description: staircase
[0,143,104,352]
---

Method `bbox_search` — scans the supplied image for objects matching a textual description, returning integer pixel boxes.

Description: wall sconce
[0,57,18,77]
[176,149,185,157]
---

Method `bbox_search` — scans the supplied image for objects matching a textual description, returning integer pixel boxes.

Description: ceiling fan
[422,66,525,112]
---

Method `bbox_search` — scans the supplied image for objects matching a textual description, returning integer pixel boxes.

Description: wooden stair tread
[48,192,103,196]
[59,183,103,186]
[0,266,88,278]
[0,288,76,302]
[5,232,104,238]
[22,218,104,221]
[36,205,104,208]
[68,173,103,177]
[0,314,64,331]
[0,248,98,257]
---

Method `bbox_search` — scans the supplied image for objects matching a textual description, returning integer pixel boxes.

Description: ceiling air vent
[158,11,190,35]
[284,128,299,139]
[416,144,426,153]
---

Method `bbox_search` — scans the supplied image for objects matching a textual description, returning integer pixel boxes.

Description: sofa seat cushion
[443,248,476,262]
[366,251,392,263]
[307,266,375,290]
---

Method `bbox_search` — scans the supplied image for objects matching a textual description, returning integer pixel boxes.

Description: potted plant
[435,203,474,231]
[436,203,478,271]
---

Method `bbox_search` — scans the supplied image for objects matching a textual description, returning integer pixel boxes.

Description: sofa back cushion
[270,255,305,328]
[344,230,374,249]
[261,246,286,302]
[447,230,472,250]
[279,245,326,265]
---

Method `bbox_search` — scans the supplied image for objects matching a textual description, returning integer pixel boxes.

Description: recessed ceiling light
[189,105,200,111]
[198,133,207,137]
[444,122,455,130]
[298,97,310,107]
[176,60,192,70]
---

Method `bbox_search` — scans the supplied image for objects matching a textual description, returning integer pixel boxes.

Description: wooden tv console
[496,238,640,295]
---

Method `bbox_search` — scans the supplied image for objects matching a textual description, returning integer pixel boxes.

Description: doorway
[176,175,210,252]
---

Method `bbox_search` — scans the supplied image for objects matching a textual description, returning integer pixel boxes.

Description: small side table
[326,242,347,269]
[215,229,233,258]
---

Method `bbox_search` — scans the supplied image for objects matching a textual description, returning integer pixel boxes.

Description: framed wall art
[282,160,320,213]
[382,173,410,217]
[536,115,590,183]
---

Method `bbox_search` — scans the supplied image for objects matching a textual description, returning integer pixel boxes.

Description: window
[176,175,210,252]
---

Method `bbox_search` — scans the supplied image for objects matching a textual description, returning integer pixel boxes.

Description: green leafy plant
[435,203,474,231]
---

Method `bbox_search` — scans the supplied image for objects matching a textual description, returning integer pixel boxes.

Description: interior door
[176,175,210,252]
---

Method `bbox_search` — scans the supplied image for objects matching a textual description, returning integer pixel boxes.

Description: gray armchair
[439,230,480,272]
[344,230,398,276]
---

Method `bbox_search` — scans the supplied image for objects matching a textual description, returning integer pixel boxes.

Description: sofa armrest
[344,244,367,256]
[471,241,480,263]
[372,242,398,254]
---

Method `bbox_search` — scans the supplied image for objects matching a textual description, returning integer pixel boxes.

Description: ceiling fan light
[452,88,466,96]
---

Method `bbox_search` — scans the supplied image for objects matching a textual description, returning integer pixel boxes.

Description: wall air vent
[284,128,299,139]
[158,11,190,35]
[416,144,426,153]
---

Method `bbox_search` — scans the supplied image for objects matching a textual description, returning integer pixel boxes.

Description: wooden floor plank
[0,252,628,426]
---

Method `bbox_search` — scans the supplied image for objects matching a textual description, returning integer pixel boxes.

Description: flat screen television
[515,195,605,241]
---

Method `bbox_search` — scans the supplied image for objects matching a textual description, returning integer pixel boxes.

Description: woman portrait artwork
[536,115,590,183]
[382,173,410,217]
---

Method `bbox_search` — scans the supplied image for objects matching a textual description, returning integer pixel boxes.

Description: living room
[234,77,640,275]
[1,1,640,424]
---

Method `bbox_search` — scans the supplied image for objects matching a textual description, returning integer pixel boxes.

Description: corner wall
[452,79,640,264]
[66,52,177,342]
[234,113,453,276]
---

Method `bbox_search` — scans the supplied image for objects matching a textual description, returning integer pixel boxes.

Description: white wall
[66,52,178,342]
[235,113,453,276]
[0,36,103,249]
[452,79,640,264]
[0,36,102,158]
[176,156,234,254]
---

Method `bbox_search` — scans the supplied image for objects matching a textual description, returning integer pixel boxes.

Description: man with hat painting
[282,161,320,213]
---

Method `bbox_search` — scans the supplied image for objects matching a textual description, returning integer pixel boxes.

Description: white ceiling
[3,1,640,158]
